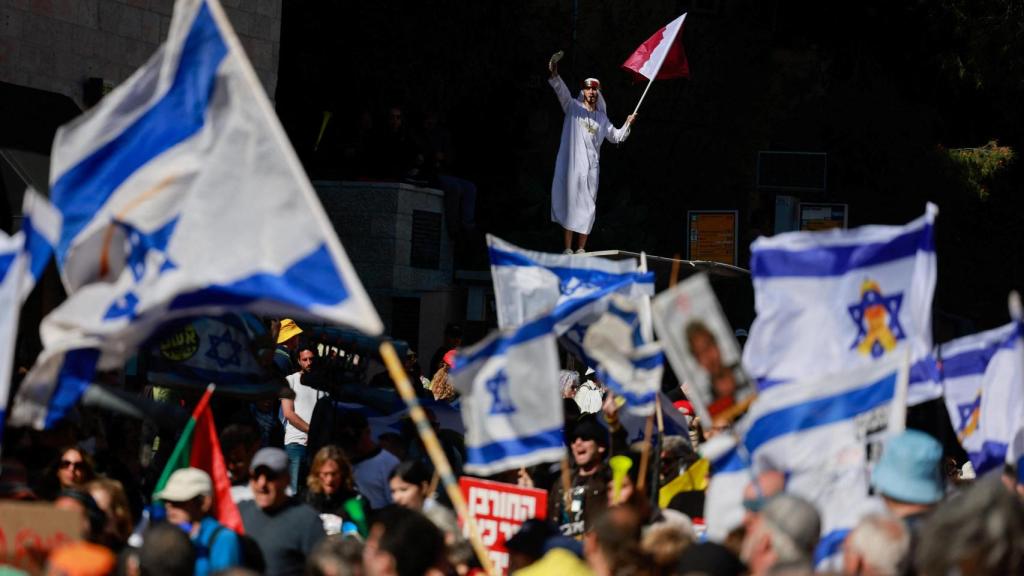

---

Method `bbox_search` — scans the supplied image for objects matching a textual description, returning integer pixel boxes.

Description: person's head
[676,542,747,576]
[443,323,463,347]
[871,429,944,515]
[388,460,432,510]
[87,477,134,548]
[156,467,213,526]
[130,521,196,576]
[297,346,316,374]
[309,444,355,496]
[915,475,1024,576]
[276,318,303,350]
[363,505,447,576]
[54,488,107,542]
[249,447,291,511]
[387,106,404,133]
[309,535,364,576]
[568,414,608,472]
[842,513,910,576]
[741,470,787,532]
[506,519,559,572]
[220,423,260,485]
[685,321,725,379]
[55,446,95,489]
[584,506,646,576]
[642,511,696,573]
[581,78,601,108]
[46,541,117,576]
[740,494,821,575]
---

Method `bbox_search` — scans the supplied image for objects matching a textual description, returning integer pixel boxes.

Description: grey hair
[915,475,1024,575]
[846,513,910,576]
[760,494,821,568]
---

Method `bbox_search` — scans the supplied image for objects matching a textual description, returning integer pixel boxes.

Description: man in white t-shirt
[282,346,320,493]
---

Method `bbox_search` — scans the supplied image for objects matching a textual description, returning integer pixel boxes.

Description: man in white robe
[549,57,636,254]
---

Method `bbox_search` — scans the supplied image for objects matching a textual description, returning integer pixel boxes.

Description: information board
[799,202,848,231]
[687,210,738,265]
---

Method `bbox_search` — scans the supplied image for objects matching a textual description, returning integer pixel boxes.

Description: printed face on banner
[652,274,752,423]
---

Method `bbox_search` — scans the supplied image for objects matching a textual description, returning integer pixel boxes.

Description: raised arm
[548,59,573,113]
[605,113,637,144]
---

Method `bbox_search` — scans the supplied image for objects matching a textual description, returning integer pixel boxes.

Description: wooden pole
[379,342,494,575]
[636,414,655,493]
[632,76,656,116]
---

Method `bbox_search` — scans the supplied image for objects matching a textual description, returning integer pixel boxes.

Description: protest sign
[0,501,82,574]
[459,477,548,575]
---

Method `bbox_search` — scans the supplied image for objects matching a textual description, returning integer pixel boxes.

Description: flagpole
[632,76,656,116]
[379,342,495,576]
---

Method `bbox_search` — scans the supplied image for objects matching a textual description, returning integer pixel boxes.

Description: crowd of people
[2,315,1024,576]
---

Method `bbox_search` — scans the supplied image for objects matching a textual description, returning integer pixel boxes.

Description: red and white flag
[622,13,690,81]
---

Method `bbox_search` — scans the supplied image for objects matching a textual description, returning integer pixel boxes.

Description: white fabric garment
[549,76,630,234]
[283,371,319,446]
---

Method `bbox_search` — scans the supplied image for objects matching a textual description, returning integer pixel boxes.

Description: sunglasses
[60,460,85,471]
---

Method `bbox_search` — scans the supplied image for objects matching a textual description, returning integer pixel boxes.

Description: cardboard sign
[459,477,548,575]
[0,501,82,574]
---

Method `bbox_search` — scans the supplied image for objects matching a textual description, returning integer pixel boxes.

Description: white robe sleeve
[604,119,631,144]
[549,76,573,113]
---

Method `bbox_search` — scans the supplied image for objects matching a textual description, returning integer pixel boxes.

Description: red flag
[153,385,244,532]
[622,13,690,82]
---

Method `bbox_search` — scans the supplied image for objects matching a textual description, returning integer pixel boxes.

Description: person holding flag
[548,55,636,255]
[156,467,242,576]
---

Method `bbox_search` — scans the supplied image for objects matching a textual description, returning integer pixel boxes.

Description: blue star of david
[104,291,140,320]
[485,369,516,415]
[956,393,982,432]
[205,329,242,368]
[120,216,180,282]
[848,288,906,357]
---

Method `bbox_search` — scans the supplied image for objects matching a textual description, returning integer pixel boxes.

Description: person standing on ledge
[548,52,636,254]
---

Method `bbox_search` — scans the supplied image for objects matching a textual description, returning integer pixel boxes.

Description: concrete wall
[0,0,281,108]
[313,180,455,335]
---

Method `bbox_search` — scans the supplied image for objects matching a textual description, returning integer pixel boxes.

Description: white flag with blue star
[583,295,664,416]
[487,235,654,364]
[10,0,381,430]
[939,320,1024,475]
[450,316,565,475]
[1,189,61,441]
[743,204,937,404]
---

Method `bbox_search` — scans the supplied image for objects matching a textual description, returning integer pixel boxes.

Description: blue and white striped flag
[9,0,381,430]
[743,204,937,405]
[451,316,565,476]
[745,356,908,568]
[701,433,751,542]
[487,235,654,363]
[583,295,664,416]
[939,321,1024,475]
[1,189,61,442]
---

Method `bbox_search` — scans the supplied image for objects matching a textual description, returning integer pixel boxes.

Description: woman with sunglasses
[52,446,96,493]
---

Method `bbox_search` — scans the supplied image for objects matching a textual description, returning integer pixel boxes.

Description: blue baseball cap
[871,430,944,505]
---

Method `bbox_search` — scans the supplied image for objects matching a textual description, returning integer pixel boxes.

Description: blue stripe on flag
[53,2,227,265]
[942,327,1021,379]
[745,371,897,453]
[168,243,350,311]
[452,315,554,372]
[710,446,747,474]
[0,252,15,284]
[750,223,934,278]
[489,247,644,287]
[969,440,1010,475]
[814,528,850,566]
[22,217,54,281]
[756,376,788,390]
[44,348,101,429]
[631,351,665,371]
[909,356,939,384]
[465,426,564,465]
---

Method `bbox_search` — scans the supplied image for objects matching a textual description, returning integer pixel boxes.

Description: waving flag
[583,295,664,415]
[939,321,1024,475]
[701,433,751,542]
[487,235,654,364]
[743,204,937,403]
[621,13,690,82]
[451,316,564,476]
[10,0,381,430]
[743,357,908,568]
[1,189,61,443]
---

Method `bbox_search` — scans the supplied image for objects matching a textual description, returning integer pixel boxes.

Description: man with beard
[548,55,636,254]
[547,414,610,537]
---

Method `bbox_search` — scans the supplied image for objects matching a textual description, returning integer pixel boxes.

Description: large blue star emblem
[485,369,516,415]
[121,217,180,282]
[848,282,906,358]
[956,393,982,432]
[205,329,242,368]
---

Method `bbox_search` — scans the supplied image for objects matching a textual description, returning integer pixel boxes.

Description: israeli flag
[583,295,664,416]
[487,235,654,363]
[701,433,752,543]
[939,321,1024,475]
[1,189,61,442]
[743,204,937,405]
[450,316,565,476]
[9,0,381,430]
[743,356,908,568]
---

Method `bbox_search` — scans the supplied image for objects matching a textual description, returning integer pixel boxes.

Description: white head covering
[577,78,607,113]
